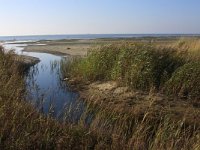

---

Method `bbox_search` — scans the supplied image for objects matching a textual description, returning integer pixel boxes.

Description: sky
[0,0,200,36]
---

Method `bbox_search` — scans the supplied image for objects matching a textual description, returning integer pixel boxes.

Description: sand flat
[23,39,110,56]
[22,38,178,56]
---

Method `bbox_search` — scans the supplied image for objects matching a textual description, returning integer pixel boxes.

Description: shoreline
[15,38,171,57]
[23,49,70,56]
[6,37,188,57]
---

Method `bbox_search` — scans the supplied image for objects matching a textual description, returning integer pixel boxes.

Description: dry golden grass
[1,39,200,150]
[167,37,200,61]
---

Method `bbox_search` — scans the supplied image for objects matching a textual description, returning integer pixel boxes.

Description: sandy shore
[22,38,146,56]
[23,39,109,56]
[15,38,179,56]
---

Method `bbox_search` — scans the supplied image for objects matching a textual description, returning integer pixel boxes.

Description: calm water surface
[3,43,84,121]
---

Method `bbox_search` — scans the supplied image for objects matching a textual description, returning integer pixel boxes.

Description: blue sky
[0,0,200,36]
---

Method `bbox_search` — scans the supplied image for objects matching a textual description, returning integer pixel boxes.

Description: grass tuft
[164,62,200,99]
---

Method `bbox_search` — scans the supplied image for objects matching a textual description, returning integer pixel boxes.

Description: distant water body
[0,34,200,42]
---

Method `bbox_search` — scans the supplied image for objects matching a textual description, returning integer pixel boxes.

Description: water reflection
[3,43,85,123]
[26,56,81,118]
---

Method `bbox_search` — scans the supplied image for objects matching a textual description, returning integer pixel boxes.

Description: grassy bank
[1,38,200,150]
[63,38,200,97]
[61,38,200,149]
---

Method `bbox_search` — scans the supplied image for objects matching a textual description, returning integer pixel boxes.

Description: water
[1,34,200,41]
[3,43,84,122]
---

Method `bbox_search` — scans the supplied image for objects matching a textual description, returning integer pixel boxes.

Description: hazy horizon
[1,33,200,38]
[1,0,200,36]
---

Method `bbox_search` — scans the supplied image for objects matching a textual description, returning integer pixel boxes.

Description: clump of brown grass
[83,94,200,150]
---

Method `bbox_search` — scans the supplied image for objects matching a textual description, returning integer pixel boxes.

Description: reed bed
[1,38,200,150]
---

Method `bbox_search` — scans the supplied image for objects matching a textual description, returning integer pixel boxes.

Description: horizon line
[1,33,200,37]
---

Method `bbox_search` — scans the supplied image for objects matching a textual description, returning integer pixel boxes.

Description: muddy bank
[14,54,40,66]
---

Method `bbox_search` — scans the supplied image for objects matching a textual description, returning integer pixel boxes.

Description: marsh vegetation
[0,38,200,149]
